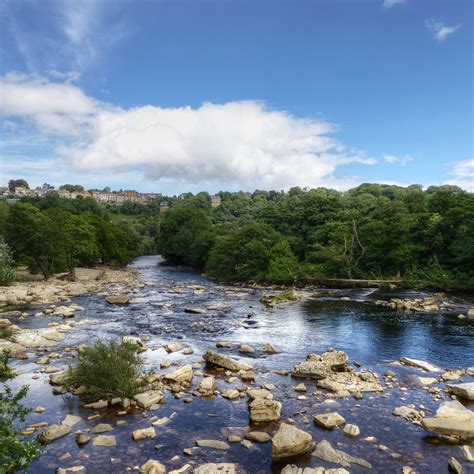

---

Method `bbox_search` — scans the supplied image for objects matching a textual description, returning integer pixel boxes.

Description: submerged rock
[400,357,440,372]
[249,398,282,422]
[203,350,252,372]
[38,424,71,444]
[194,464,237,474]
[312,440,372,468]
[422,400,474,440]
[314,412,346,429]
[106,295,129,304]
[132,427,156,440]
[196,439,230,450]
[272,423,314,460]
[92,435,116,447]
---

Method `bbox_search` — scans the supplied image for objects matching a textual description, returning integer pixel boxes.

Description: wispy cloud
[0,74,377,191]
[383,0,405,9]
[425,18,461,41]
[383,154,413,166]
[444,159,474,191]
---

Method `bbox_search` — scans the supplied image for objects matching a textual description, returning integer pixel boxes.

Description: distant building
[160,201,170,214]
[211,195,221,208]
[14,186,32,196]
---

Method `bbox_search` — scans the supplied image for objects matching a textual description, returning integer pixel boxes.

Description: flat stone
[185,307,207,314]
[61,415,82,427]
[314,412,346,429]
[460,445,474,462]
[312,440,372,468]
[447,382,474,400]
[400,357,440,372]
[281,466,327,474]
[247,388,272,400]
[249,398,282,422]
[83,399,108,409]
[164,365,193,384]
[272,423,314,460]
[134,391,164,409]
[194,464,237,474]
[239,344,255,353]
[92,435,116,447]
[203,350,252,372]
[91,423,114,434]
[422,400,474,439]
[38,424,71,444]
[164,343,183,353]
[245,431,271,443]
[343,424,360,437]
[106,295,129,304]
[196,439,230,450]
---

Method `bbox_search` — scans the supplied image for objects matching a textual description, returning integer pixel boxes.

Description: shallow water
[5,255,474,473]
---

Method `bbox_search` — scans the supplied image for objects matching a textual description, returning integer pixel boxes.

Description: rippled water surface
[6,255,474,473]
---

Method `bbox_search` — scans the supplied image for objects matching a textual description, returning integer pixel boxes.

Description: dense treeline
[0,194,157,280]
[157,184,474,290]
[1,183,472,290]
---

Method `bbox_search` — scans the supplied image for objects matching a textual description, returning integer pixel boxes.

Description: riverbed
[4,255,474,473]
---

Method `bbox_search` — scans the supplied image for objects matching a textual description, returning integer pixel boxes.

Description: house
[211,195,222,208]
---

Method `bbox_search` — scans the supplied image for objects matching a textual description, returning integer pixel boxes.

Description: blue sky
[0,0,472,193]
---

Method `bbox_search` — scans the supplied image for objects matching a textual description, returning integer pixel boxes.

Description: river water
[5,255,474,473]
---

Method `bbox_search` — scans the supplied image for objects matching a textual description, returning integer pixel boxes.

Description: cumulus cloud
[425,19,461,41]
[444,159,474,191]
[383,0,405,9]
[1,74,377,191]
[383,153,412,166]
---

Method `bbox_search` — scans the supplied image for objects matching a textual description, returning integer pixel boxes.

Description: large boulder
[422,400,474,440]
[447,382,474,400]
[249,398,282,422]
[291,358,331,380]
[272,423,314,460]
[37,424,71,444]
[203,350,253,372]
[163,365,193,384]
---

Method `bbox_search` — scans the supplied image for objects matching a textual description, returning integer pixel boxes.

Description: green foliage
[266,241,300,284]
[64,339,144,400]
[0,237,16,286]
[0,351,14,382]
[0,384,42,473]
[59,184,84,192]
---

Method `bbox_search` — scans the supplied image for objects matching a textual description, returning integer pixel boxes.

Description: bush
[0,351,14,382]
[0,384,42,473]
[0,238,15,286]
[65,339,144,400]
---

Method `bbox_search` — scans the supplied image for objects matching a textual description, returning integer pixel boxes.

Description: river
[5,255,474,473]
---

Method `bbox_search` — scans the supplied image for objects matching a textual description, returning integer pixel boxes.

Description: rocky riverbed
[1,256,474,473]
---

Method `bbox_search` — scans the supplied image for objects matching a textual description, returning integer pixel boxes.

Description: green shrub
[0,385,42,473]
[65,339,144,400]
[0,351,14,382]
[0,238,16,286]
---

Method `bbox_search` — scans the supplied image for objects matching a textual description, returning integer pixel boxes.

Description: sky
[0,0,472,194]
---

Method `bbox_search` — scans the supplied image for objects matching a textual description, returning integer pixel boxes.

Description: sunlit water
[5,255,474,473]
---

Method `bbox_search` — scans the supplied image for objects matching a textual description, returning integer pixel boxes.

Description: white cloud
[0,74,378,191]
[425,19,461,41]
[444,159,474,191]
[383,0,405,9]
[383,153,413,166]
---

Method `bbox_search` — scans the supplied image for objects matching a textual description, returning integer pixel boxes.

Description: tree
[266,240,300,284]
[0,237,16,286]
[59,184,84,192]
[8,179,29,191]
[41,183,54,190]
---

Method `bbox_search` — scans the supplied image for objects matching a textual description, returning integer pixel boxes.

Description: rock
[164,343,183,353]
[134,391,164,409]
[106,295,129,304]
[312,440,372,468]
[185,307,207,314]
[203,350,252,372]
[393,405,423,423]
[123,335,145,348]
[56,467,86,474]
[38,424,71,444]
[239,344,255,353]
[222,389,240,400]
[247,388,272,400]
[343,424,360,437]
[84,399,108,409]
[139,459,167,474]
[240,370,255,382]
[249,398,282,422]
[448,457,464,474]
[460,445,473,461]
[132,427,156,440]
[196,439,230,450]
[199,376,216,395]
[272,423,314,460]
[263,343,278,353]
[314,412,346,429]
[245,431,271,443]
[92,435,116,447]
[75,432,91,446]
[400,357,440,372]
[422,400,474,439]
[193,464,237,474]
[164,365,193,384]
[216,341,232,348]
[61,415,82,427]
[91,423,114,434]
[447,382,474,400]
[291,350,347,379]
[295,383,307,392]
[419,376,438,385]
[281,467,327,474]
